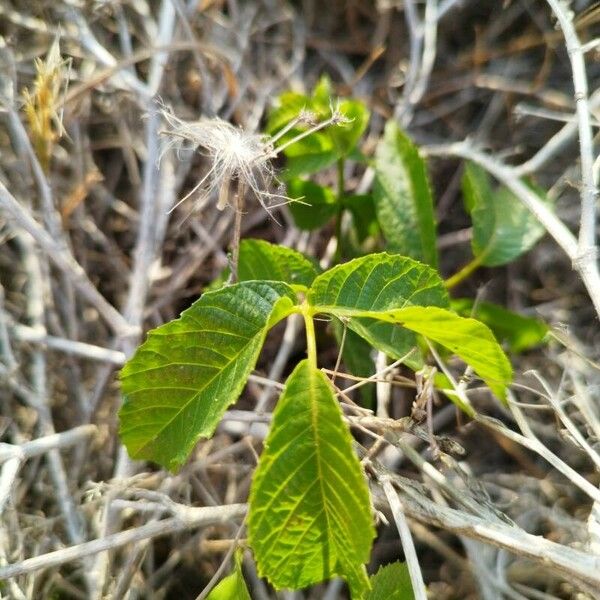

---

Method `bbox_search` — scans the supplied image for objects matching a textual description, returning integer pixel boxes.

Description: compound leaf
[248,360,374,598]
[119,281,298,471]
[374,121,438,268]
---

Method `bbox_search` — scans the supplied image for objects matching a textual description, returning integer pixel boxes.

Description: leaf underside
[248,360,374,598]
[325,305,512,403]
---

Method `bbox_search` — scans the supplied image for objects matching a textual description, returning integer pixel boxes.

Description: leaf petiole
[301,303,318,367]
[444,252,485,290]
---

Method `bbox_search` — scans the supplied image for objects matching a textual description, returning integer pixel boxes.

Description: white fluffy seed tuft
[160,107,278,212]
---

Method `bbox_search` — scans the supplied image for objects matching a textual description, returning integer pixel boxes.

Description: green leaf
[342,194,379,243]
[312,75,334,110]
[207,551,251,600]
[285,148,339,178]
[366,562,414,600]
[308,253,449,314]
[266,91,309,135]
[321,305,512,403]
[373,121,438,268]
[308,253,449,364]
[119,281,298,471]
[462,162,549,266]
[268,79,369,177]
[248,360,374,598]
[287,179,338,230]
[451,298,548,353]
[329,98,370,157]
[238,239,319,287]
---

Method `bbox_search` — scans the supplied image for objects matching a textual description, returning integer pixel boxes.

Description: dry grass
[0,1,599,598]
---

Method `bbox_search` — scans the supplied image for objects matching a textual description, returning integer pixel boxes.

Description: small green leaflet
[342,193,379,244]
[373,121,438,268]
[308,253,449,366]
[328,98,370,156]
[366,562,414,600]
[238,239,319,287]
[206,550,251,600]
[315,304,513,403]
[119,281,297,471]
[248,360,374,598]
[266,76,369,177]
[452,298,548,353]
[462,162,549,266]
[287,179,338,230]
[308,253,448,311]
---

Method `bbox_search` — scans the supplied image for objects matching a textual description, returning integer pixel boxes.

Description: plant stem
[229,180,246,284]
[334,157,345,262]
[444,253,484,290]
[302,305,317,368]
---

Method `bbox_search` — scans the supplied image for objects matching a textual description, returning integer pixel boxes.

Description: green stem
[337,157,345,198]
[334,158,345,261]
[302,305,317,368]
[444,254,485,290]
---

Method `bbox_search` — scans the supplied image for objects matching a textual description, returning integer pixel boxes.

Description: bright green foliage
[238,239,319,288]
[248,360,374,598]
[267,76,369,178]
[308,253,448,311]
[373,121,438,268]
[462,162,548,266]
[118,80,531,599]
[342,193,379,244]
[266,91,308,135]
[366,562,414,600]
[285,143,339,179]
[388,306,512,402]
[452,298,548,353]
[119,281,297,471]
[309,253,448,364]
[329,98,370,156]
[206,551,251,600]
[322,305,512,403]
[287,179,338,230]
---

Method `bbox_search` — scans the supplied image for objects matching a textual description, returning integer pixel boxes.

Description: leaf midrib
[125,332,261,458]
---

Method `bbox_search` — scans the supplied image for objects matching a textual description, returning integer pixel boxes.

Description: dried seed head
[159,102,350,215]
[160,106,277,213]
[22,36,69,172]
